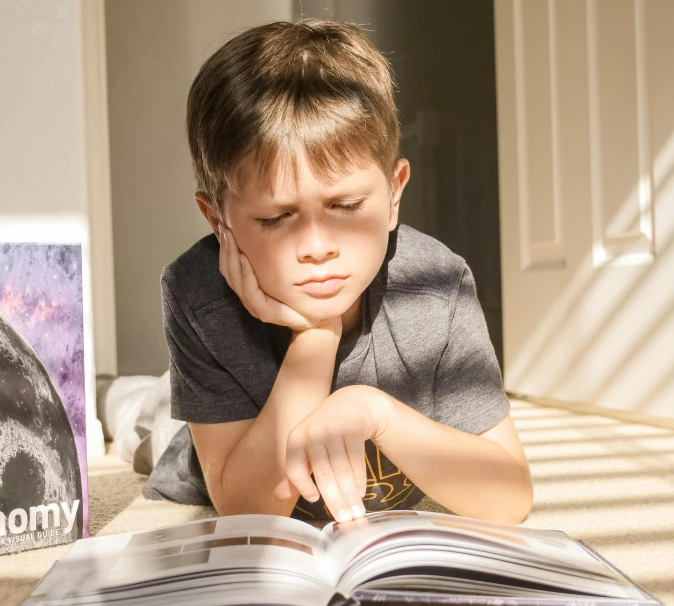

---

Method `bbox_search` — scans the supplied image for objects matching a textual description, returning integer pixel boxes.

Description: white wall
[0,0,106,456]
[105,0,293,377]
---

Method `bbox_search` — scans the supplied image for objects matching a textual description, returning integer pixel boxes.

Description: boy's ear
[389,158,410,231]
[194,191,222,237]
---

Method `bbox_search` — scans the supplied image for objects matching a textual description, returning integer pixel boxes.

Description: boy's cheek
[252,262,291,296]
[251,274,287,304]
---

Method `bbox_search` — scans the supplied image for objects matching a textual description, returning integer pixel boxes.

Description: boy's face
[206,149,409,322]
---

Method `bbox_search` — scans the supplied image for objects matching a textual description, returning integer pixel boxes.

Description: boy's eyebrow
[252,188,371,209]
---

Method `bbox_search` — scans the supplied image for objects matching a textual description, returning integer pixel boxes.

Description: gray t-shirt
[144,223,509,519]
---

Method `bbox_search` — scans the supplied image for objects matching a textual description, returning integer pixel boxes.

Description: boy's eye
[257,214,289,229]
[256,200,364,230]
[332,200,365,213]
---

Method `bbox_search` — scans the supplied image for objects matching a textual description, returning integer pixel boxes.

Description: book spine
[328,593,359,606]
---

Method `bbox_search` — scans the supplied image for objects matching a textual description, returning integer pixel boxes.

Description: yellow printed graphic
[362,445,414,511]
[294,444,415,518]
[293,503,315,518]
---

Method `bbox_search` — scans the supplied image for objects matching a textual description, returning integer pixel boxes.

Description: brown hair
[186,18,401,216]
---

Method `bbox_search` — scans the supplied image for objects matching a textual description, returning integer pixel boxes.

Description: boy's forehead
[236,154,379,205]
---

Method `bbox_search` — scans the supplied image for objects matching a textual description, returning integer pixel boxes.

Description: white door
[495,0,674,419]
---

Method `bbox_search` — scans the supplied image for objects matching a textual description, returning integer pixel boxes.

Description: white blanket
[96,371,185,474]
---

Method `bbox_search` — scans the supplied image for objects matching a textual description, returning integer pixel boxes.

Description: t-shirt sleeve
[161,274,260,424]
[433,264,510,434]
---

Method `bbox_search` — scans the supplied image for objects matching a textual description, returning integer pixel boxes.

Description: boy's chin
[291,296,355,321]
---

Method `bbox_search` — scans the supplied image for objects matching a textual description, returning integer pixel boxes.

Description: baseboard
[507,391,674,432]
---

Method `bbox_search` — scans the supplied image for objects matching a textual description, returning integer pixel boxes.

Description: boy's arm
[372,392,533,525]
[190,325,341,517]
[276,384,531,525]
[369,263,532,524]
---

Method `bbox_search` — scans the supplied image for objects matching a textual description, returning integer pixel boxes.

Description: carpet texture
[1,398,673,604]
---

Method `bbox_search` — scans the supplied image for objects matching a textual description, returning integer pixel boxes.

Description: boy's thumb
[273,476,299,501]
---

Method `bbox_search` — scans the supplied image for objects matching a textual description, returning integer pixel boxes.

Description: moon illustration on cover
[0,312,83,547]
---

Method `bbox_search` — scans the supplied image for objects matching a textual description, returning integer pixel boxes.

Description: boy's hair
[186,19,400,216]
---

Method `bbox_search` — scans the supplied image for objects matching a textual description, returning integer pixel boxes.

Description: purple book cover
[0,244,88,554]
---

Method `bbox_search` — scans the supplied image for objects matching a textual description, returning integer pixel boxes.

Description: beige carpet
[2,398,673,605]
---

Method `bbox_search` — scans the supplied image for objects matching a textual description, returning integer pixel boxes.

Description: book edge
[574,540,663,605]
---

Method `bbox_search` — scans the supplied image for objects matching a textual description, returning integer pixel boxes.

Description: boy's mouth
[296,273,347,286]
[296,275,348,295]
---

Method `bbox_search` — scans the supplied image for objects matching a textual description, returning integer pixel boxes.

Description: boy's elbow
[214,498,297,518]
[481,497,532,526]
[477,471,533,526]
[209,471,300,518]
[518,467,535,522]
[502,497,533,525]
[498,475,534,525]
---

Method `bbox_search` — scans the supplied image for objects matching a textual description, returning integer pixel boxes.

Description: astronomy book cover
[0,243,88,555]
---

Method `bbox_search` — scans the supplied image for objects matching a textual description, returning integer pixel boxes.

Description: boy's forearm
[210,327,340,516]
[373,393,533,525]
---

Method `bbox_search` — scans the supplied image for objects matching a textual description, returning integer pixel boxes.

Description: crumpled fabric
[95,370,185,475]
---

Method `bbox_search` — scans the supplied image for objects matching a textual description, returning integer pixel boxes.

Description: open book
[23,510,660,606]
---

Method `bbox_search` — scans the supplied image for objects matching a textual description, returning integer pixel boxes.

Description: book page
[336,540,647,600]
[27,514,335,606]
[321,511,634,595]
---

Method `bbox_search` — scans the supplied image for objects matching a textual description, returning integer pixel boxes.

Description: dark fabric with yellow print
[292,439,425,520]
[145,224,510,510]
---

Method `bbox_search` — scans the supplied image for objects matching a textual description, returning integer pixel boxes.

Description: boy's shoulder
[386,224,467,299]
[160,232,228,313]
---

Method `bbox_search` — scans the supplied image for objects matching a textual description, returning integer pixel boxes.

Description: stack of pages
[24,510,661,605]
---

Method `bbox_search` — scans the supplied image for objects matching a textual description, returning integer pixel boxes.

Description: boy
[146,19,533,525]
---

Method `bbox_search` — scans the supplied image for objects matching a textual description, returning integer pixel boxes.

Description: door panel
[495,0,674,418]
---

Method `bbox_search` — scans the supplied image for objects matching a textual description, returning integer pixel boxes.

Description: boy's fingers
[239,255,268,318]
[285,439,321,505]
[343,434,368,500]
[224,227,243,295]
[267,296,311,329]
[216,227,232,287]
[229,236,273,323]
[272,477,298,501]
[273,458,314,501]
[326,435,365,518]
[239,257,311,328]
[306,442,353,523]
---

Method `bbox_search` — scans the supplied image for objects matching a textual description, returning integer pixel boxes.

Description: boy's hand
[216,225,341,334]
[272,385,392,522]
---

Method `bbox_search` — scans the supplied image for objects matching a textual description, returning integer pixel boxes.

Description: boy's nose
[296,218,338,262]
